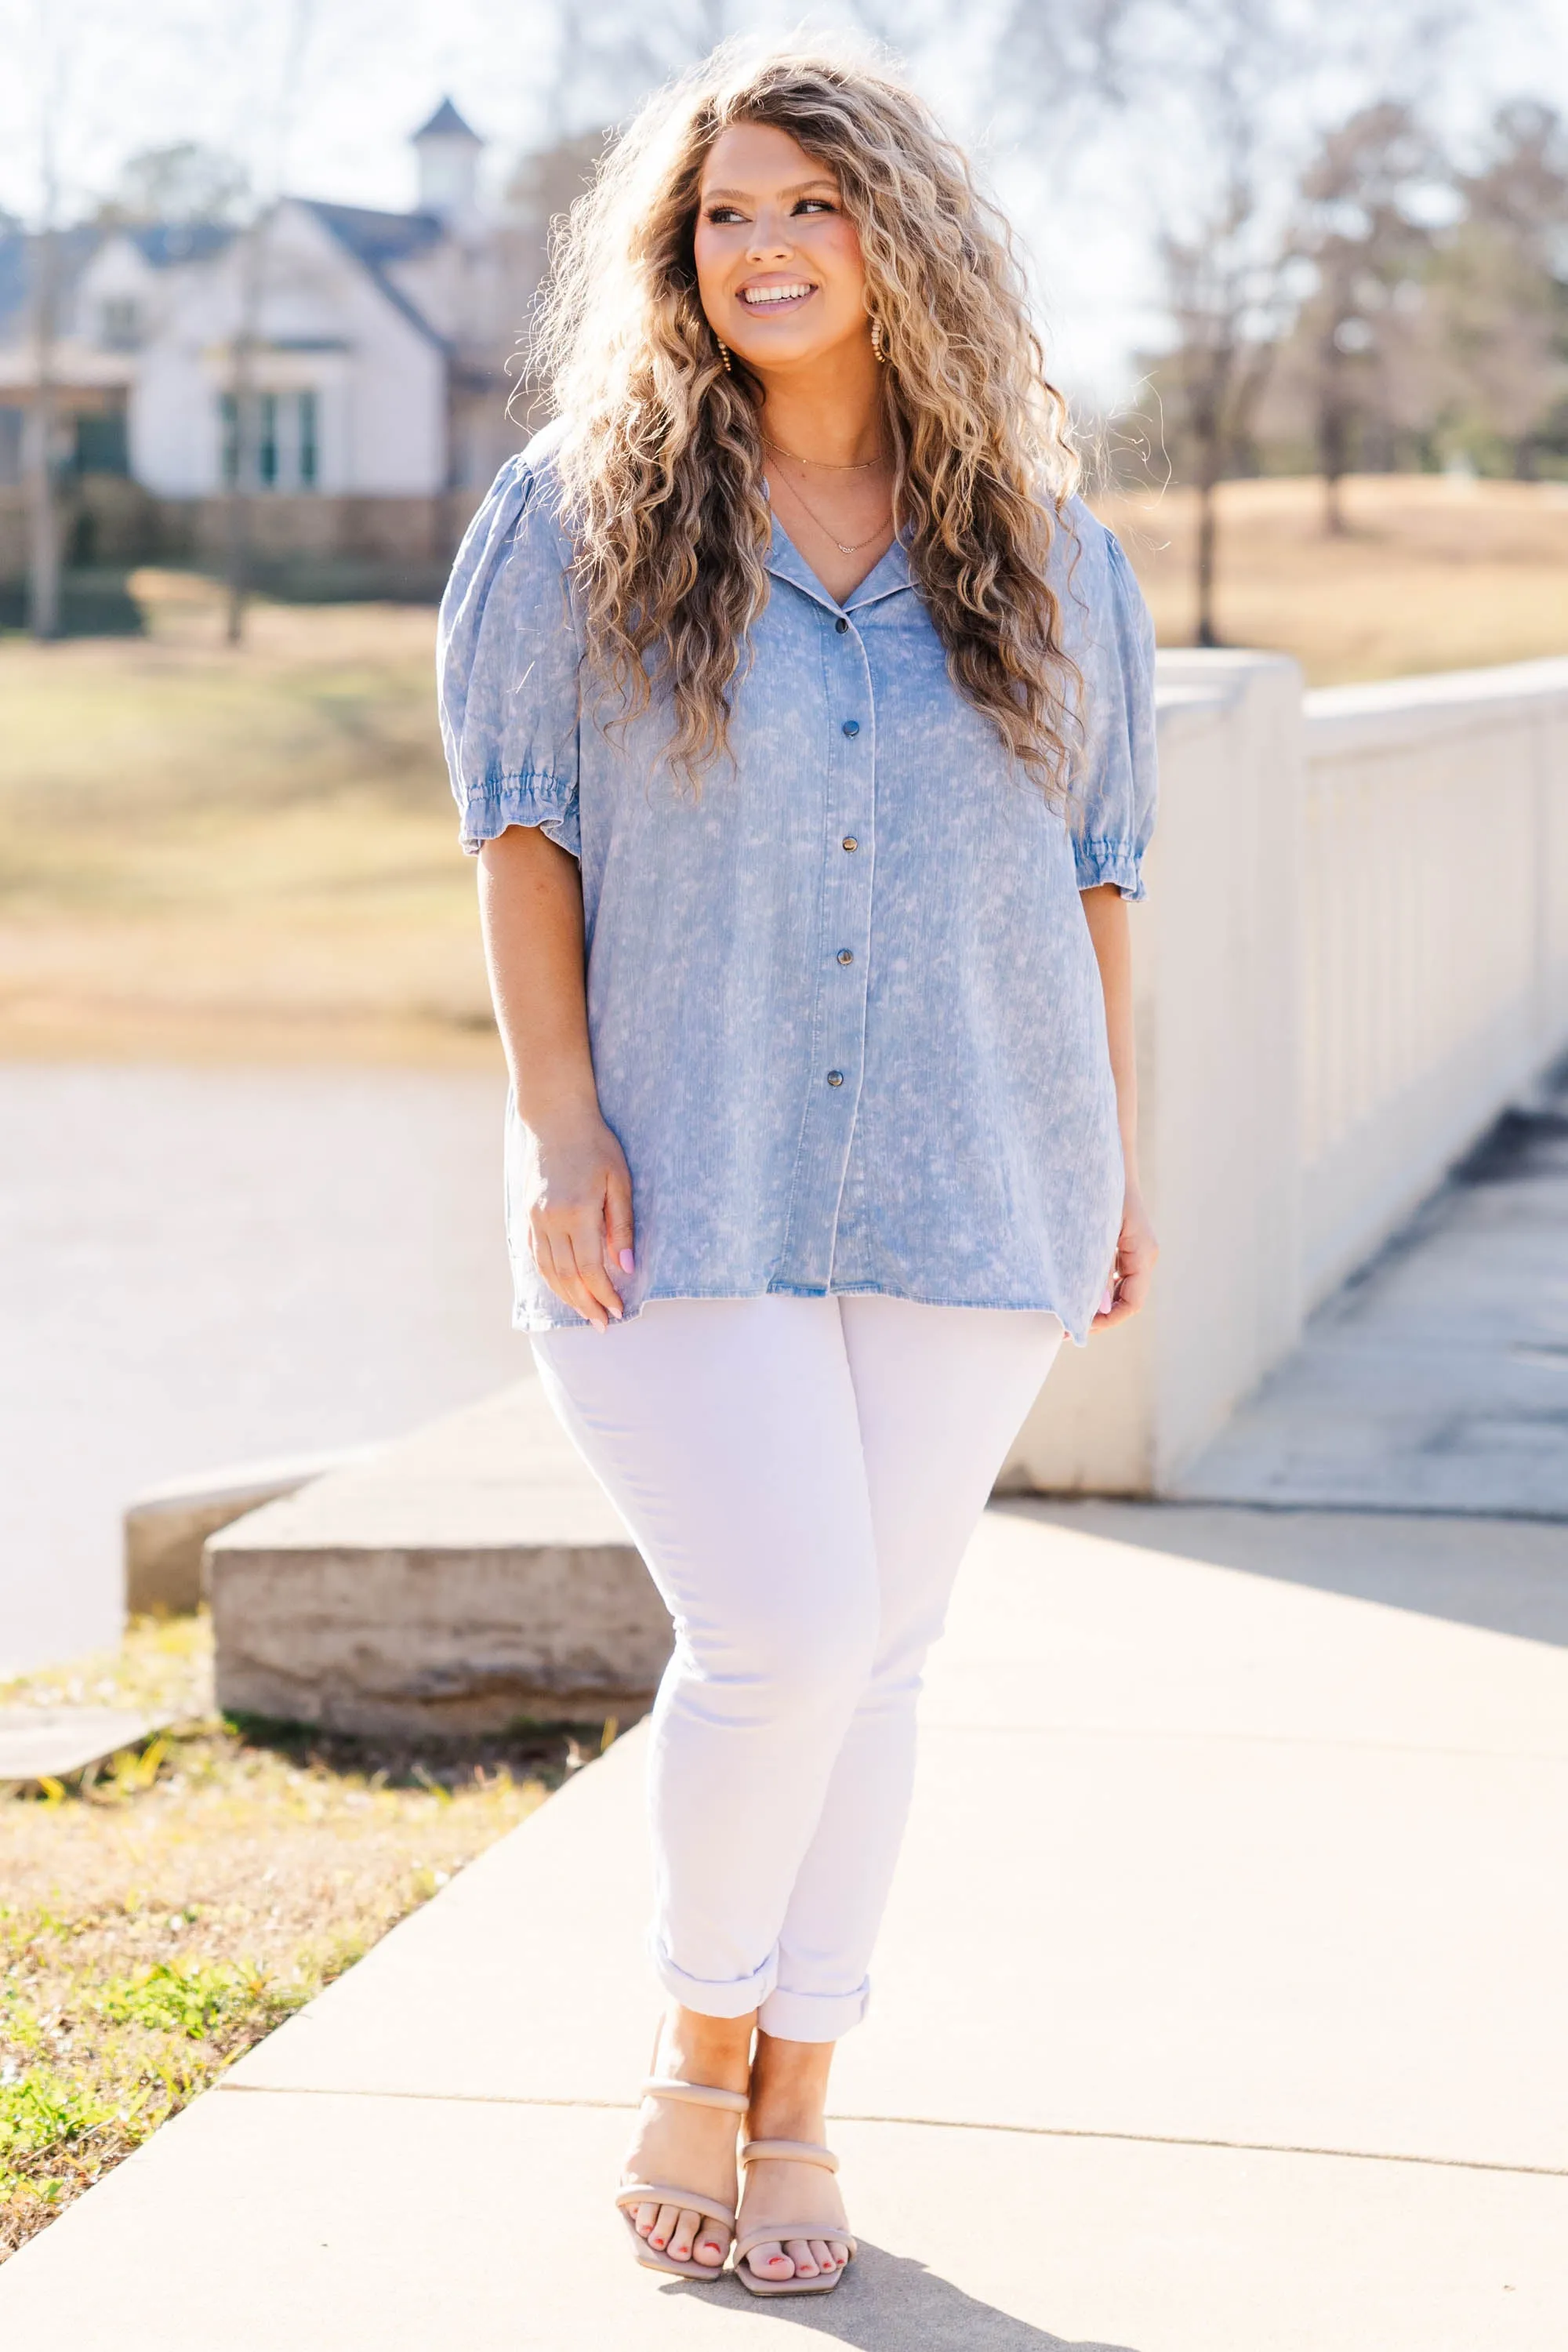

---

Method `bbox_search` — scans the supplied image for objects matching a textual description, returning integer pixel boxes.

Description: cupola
[412,97,483,220]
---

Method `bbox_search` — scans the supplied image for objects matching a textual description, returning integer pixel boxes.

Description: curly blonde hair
[534,38,1080,793]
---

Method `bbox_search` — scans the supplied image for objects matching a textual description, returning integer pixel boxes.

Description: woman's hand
[528,1111,636,1333]
[476,828,633,1334]
[1092,1180,1159,1333]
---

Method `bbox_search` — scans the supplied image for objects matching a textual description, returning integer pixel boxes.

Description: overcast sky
[2,0,1563,405]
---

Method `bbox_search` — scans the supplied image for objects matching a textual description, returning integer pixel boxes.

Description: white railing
[1301,661,1568,1303]
[1001,650,1568,1495]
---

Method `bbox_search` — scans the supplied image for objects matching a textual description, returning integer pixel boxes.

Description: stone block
[124,1450,373,1616]
[207,1382,671,1735]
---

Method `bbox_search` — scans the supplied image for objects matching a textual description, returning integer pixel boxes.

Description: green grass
[0,1898,357,2238]
[91,1956,284,2040]
[0,1613,588,2261]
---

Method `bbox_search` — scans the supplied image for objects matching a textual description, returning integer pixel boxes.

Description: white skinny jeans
[532,1294,1062,2043]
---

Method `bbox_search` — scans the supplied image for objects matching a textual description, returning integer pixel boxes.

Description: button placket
[773,602,877,1290]
[824,624,873,1109]
[820,619,878,1286]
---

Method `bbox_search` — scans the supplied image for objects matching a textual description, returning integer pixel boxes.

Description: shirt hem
[514,1277,1092,1346]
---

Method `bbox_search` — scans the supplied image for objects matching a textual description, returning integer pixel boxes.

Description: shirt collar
[763,506,914,618]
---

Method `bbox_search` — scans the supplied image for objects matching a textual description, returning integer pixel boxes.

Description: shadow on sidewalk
[670,2245,1140,2347]
[1007,1498,1568,1650]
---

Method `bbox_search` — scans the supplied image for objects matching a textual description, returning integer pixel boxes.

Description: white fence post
[1000,650,1305,1494]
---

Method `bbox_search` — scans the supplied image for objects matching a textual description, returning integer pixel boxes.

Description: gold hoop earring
[717,338,733,374]
[870,317,887,365]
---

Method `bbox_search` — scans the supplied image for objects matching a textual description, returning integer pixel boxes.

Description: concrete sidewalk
[1181,1062,1568,1516]
[2,1501,1565,2347]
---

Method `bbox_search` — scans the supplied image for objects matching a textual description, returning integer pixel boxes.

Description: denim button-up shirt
[438,424,1156,1343]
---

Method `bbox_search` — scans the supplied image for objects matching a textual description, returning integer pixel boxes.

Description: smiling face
[692,121,873,377]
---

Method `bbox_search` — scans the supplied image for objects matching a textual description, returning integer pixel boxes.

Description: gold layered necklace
[764,441,893,557]
[762,436,880,471]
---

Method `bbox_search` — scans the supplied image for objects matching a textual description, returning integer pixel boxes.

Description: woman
[438,41,1157,2297]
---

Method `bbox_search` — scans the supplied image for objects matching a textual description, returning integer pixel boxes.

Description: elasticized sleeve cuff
[459,771,581,860]
[1074,836,1145,901]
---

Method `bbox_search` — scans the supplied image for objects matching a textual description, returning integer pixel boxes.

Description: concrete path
[2,1500,1565,2347]
[1181,1062,1568,1515]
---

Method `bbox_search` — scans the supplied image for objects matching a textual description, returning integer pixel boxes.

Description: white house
[0,101,551,524]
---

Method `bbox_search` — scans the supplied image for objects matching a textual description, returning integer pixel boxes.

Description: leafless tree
[223,0,317,645]
[1433,102,1568,477]
[1157,228,1290,643]
[24,0,67,641]
[964,0,1139,132]
[1286,103,1445,531]
[1129,0,1473,634]
[97,141,251,228]
[1135,0,1307,644]
[541,0,759,134]
[1259,96,1568,490]
[538,0,1134,154]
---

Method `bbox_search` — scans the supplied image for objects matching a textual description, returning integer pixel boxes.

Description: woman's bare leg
[623,2004,754,2267]
[738,2032,851,2282]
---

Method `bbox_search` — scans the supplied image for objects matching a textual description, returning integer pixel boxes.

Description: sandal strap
[734,2223,857,2263]
[615,2180,736,2229]
[740,2139,839,2172]
[641,2076,750,2115]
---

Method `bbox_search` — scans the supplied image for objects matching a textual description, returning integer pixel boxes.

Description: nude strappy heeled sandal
[614,2074,749,2282]
[733,2138,858,2296]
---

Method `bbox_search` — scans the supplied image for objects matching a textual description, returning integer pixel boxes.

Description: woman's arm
[1080,884,1159,1330]
[477,825,633,1332]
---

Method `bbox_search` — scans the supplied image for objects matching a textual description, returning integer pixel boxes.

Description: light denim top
[437,423,1157,1343]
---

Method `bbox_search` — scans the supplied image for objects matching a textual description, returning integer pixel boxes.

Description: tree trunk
[1323,470,1344,534]
[26,229,61,641]
[1195,465,1220,648]
[225,219,263,647]
[224,431,251,645]
[224,372,252,647]
[1319,383,1348,536]
[25,392,61,641]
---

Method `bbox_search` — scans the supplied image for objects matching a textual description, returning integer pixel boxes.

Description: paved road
[0,1064,524,1672]
[2,1497,1563,2347]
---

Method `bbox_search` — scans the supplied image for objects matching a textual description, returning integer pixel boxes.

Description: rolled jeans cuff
[652,1936,777,2020]
[757,1979,869,2043]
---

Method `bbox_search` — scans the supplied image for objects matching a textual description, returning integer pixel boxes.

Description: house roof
[301,200,443,269]
[0,236,27,332]
[0,225,104,338]
[129,222,235,268]
[0,192,460,367]
[297,200,451,352]
[0,220,239,346]
[413,98,481,145]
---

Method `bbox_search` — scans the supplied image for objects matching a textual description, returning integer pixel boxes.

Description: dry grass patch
[0,570,495,1064]
[1093,473,1568,685]
[0,1613,589,2263]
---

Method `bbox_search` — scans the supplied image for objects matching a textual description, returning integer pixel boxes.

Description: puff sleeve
[1065,517,1157,902]
[437,452,582,858]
